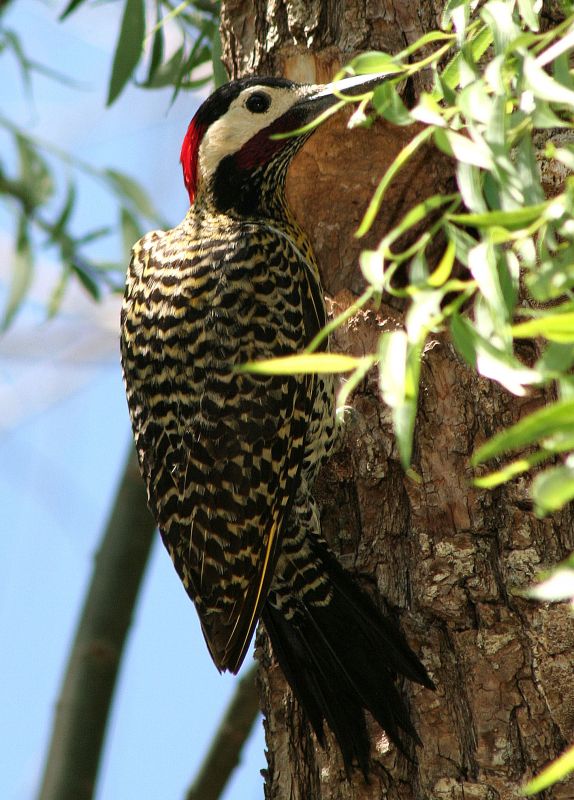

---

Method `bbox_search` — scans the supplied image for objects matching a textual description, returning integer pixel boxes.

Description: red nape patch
[180,118,206,204]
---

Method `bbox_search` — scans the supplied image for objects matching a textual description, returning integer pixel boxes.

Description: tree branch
[37,446,156,800]
[185,663,260,800]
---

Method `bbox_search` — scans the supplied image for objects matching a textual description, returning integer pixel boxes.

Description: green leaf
[537,341,574,374]
[70,261,101,301]
[406,289,441,342]
[448,203,548,229]
[428,240,456,287]
[441,0,470,35]
[515,134,545,206]
[16,134,54,208]
[211,26,227,88]
[146,12,164,85]
[47,266,71,318]
[517,0,540,31]
[348,51,401,75]
[372,82,412,125]
[238,353,370,375]
[59,0,88,20]
[481,0,521,55]
[472,399,574,464]
[396,31,456,61]
[440,26,493,93]
[143,44,184,88]
[532,464,574,515]
[411,93,446,127]
[48,181,76,244]
[379,332,420,468]
[360,249,384,289]
[478,351,538,395]
[524,55,574,108]
[120,207,142,264]
[474,450,549,489]
[458,80,493,124]
[450,313,478,367]
[469,240,508,321]
[445,222,478,267]
[380,193,457,255]
[379,330,407,408]
[527,562,574,602]
[512,312,574,343]
[523,744,574,795]
[107,0,146,106]
[434,128,493,169]
[457,162,487,213]
[104,169,159,220]
[2,214,33,329]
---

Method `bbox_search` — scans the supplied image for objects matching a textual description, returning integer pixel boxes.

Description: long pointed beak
[290,71,391,125]
[266,71,393,146]
[310,71,392,101]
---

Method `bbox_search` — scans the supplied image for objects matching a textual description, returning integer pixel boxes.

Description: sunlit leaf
[348,51,401,75]
[379,332,420,467]
[434,128,493,169]
[449,203,547,229]
[527,559,574,602]
[360,249,384,289]
[516,0,540,32]
[372,82,412,125]
[512,312,574,343]
[474,450,549,488]
[411,93,447,127]
[468,240,509,321]
[481,0,521,55]
[238,353,371,375]
[524,55,574,108]
[472,400,574,464]
[523,744,574,795]
[532,464,574,515]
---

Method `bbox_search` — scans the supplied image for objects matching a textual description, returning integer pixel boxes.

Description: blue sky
[0,2,265,798]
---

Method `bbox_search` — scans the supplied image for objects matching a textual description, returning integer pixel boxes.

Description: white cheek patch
[198,86,303,184]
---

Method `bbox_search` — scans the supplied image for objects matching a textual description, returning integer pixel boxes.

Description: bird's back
[120,207,334,671]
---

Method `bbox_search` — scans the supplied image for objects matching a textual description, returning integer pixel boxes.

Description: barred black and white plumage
[120,74,434,775]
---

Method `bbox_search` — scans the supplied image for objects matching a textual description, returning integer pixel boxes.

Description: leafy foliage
[0,0,221,324]
[316,3,574,789]
[258,1,574,532]
[247,9,574,789]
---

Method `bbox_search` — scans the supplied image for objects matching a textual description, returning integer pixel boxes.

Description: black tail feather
[262,541,434,775]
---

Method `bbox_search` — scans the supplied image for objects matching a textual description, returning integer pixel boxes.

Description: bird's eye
[245,92,271,114]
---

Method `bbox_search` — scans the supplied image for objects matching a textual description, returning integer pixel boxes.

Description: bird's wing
[121,223,323,673]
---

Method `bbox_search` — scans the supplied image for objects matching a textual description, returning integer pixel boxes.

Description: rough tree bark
[219,2,574,799]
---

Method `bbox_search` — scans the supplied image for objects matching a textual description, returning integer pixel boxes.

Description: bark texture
[219,2,574,798]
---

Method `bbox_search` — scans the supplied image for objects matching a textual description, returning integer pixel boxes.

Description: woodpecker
[120,73,434,774]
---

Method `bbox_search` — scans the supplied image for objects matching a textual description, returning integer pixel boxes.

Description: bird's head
[180,73,385,217]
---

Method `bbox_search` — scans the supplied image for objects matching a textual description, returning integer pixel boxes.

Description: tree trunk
[219,2,574,798]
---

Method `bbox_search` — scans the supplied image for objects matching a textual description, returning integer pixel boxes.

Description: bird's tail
[261,538,434,775]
